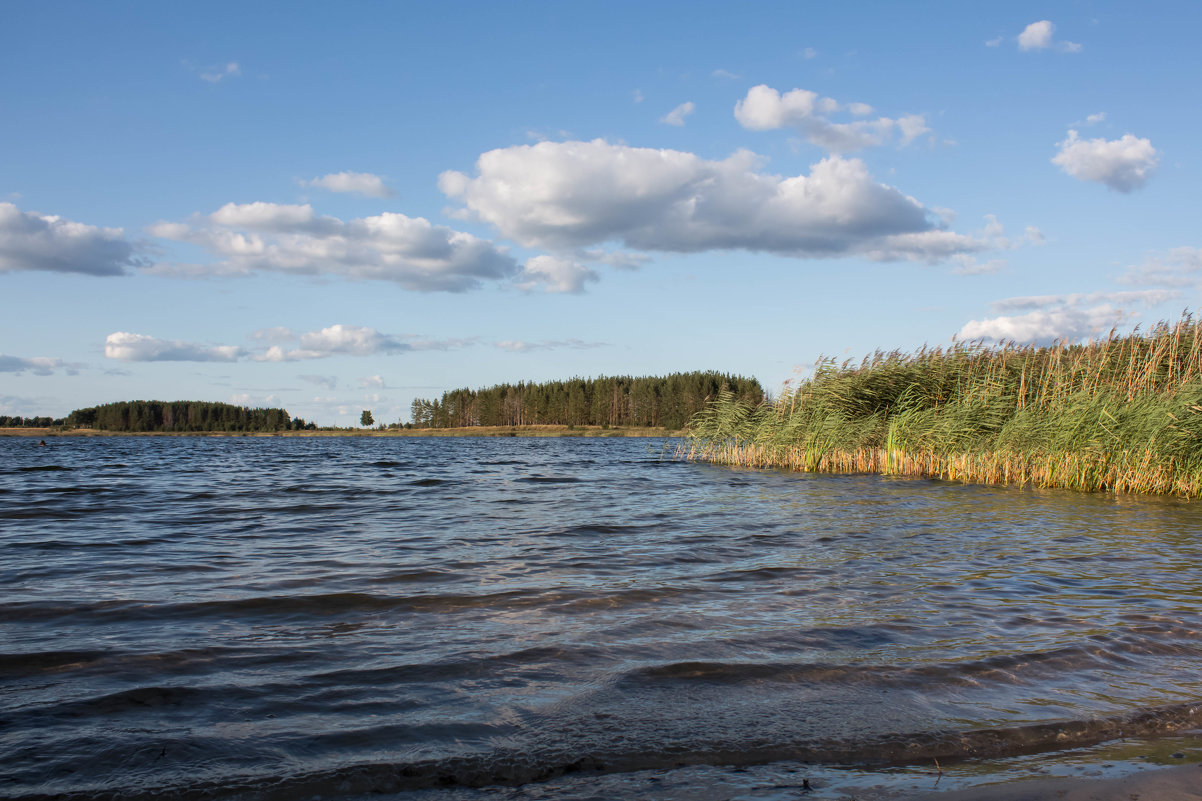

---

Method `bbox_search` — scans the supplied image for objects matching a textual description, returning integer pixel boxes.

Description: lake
[2,436,1201,799]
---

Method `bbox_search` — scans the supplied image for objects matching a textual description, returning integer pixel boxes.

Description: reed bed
[682,316,1202,497]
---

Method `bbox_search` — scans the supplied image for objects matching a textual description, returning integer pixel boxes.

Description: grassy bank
[2,425,683,439]
[684,317,1202,497]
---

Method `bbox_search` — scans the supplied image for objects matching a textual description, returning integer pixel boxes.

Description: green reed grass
[683,315,1202,496]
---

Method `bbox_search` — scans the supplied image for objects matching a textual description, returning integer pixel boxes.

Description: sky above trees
[2,1,1199,425]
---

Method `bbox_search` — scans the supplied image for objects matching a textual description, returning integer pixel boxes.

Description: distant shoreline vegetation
[408,372,763,431]
[684,316,1202,498]
[62,401,309,433]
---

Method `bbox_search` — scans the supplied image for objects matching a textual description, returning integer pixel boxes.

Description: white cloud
[299,374,338,390]
[1017,20,1081,52]
[358,374,385,389]
[303,171,395,199]
[199,62,241,83]
[660,101,696,126]
[519,255,599,293]
[801,47,818,59]
[1017,20,1054,50]
[1086,112,1106,125]
[207,202,334,232]
[0,355,67,376]
[711,69,739,80]
[105,332,244,362]
[254,324,473,362]
[0,202,143,276]
[256,325,414,361]
[580,248,651,270]
[985,35,1004,48]
[959,290,1178,344]
[951,256,1007,275]
[1052,130,1158,192]
[439,139,978,262]
[148,202,519,291]
[494,339,607,352]
[734,84,928,152]
[249,326,296,343]
[1121,247,1202,288]
[632,89,644,104]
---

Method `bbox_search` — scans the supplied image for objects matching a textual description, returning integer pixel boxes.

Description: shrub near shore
[685,316,1202,497]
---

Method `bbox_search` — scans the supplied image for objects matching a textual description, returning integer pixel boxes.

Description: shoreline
[0,425,685,439]
[904,762,1202,800]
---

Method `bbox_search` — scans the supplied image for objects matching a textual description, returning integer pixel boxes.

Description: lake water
[3,435,1202,800]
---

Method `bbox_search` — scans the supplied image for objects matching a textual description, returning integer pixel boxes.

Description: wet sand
[903,763,1201,800]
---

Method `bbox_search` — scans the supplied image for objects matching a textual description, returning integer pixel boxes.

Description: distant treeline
[410,372,764,430]
[0,416,65,428]
[65,401,312,432]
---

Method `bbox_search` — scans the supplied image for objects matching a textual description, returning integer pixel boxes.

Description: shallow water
[2,435,1201,799]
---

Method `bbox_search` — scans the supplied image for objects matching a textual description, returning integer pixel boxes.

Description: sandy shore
[902,763,1201,800]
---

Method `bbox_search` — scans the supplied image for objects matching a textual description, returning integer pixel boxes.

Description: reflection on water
[2,436,1201,799]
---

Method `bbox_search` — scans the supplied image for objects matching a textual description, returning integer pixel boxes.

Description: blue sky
[3,1,1200,425]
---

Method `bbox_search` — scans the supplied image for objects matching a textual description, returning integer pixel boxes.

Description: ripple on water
[2,435,1202,799]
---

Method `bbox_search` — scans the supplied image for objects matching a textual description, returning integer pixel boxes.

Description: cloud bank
[440,139,978,262]
[1052,130,1159,193]
[0,203,143,276]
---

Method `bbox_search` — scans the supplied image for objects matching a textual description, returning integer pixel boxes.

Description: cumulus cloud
[0,355,68,376]
[1052,130,1158,193]
[494,339,608,352]
[959,290,1178,345]
[147,202,518,291]
[358,374,385,389]
[303,171,395,198]
[105,332,244,362]
[256,325,416,362]
[439,139,979,262]
[734,85,929,152]
[660,101,696,126]
[518,255,599,293]
[0,202,144,276]
[1086,112,1106,125]
[1017,21,1081,52]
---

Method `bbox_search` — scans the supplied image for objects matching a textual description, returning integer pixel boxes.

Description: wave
[9,701,1201,800]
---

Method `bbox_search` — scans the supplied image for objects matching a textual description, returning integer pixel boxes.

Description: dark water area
[2,436,1202,800]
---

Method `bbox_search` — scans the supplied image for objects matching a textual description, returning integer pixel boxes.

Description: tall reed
[683,315,1202,496]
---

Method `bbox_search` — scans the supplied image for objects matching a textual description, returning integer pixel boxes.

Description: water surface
[2,436,1201,799]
